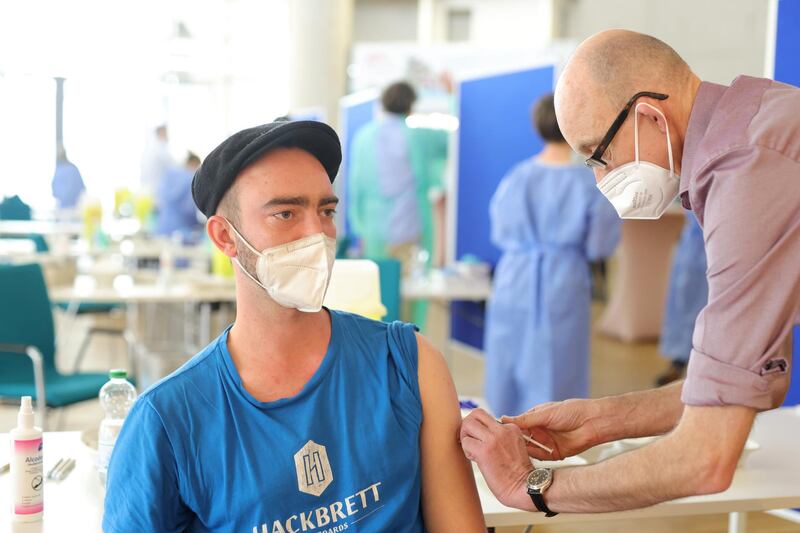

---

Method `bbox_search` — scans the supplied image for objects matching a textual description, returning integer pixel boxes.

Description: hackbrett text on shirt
[253,481,383,533]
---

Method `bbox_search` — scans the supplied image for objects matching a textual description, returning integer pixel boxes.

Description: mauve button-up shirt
[680,75,800,411]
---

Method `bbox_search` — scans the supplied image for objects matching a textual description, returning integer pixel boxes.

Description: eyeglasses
[584,92,669,169]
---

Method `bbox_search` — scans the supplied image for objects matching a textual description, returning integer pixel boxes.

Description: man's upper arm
[416,333,485,532]
[683,147,799,410]
[103,398,190,532]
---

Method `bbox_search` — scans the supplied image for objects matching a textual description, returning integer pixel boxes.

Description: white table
[68,239,211,263]
[49,276,236,306]
[0,219,142,236]
[0,221,84,237]
[50,276,237,378]
[2,407,797,532]
[401,271,492,302]
[0,431,103,533]
[478,406,800,532]
[401,271,492,366]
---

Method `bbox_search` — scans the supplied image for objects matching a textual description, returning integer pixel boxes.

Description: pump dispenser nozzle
[18,396,35,429]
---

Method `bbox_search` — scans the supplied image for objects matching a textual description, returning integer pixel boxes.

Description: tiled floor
[2,305,796,532]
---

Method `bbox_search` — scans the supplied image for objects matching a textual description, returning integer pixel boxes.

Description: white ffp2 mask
[226,222,336,312]
[596,103,680,219]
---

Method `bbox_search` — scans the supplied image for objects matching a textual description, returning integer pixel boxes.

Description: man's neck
[672,74,703,175]
[227,274,332,401]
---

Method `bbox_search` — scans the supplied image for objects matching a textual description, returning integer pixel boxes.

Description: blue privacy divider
[768,2,799,516]
[773,0,800,87]
[451,65,554,350]
[338,92,377,238]
[784,324,800,406]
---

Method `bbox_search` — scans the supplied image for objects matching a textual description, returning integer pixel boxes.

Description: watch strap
[528,490,558,518]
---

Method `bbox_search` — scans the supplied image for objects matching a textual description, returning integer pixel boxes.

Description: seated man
[103,120,485,532]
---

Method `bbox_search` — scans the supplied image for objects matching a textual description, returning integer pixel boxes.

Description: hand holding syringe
[496,417,553,455]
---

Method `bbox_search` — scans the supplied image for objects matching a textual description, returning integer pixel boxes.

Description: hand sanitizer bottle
[10,396,43,522]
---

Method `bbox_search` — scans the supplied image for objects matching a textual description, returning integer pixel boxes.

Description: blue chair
[0,263,109,429]
[371,258,401,323]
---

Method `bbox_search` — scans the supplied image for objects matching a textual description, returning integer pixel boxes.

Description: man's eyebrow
[262,196,308,209]
[318,196,339,207]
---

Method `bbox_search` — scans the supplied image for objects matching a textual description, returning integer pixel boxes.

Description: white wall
[351,0,772,84]
[354,0,418,41]
[553,0,770,84]
[353,0,553,46]
[431,0,553,47]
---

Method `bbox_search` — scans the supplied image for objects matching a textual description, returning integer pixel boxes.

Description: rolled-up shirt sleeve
[682,146,799,410]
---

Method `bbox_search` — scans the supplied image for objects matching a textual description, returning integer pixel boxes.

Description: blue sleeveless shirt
[103,311,425,533]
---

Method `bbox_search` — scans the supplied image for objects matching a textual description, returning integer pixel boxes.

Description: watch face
[528,469,551,488]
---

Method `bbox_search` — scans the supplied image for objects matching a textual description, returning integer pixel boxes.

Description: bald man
[461,30,799,515]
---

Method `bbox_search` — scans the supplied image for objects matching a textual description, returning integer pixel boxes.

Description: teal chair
[371,258,401,323]
[0,195,48,252]
[0,196,124,365]
[0,263,109,429]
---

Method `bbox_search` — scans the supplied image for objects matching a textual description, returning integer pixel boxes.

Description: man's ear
[207,215,237,258]
[638,104,669,134]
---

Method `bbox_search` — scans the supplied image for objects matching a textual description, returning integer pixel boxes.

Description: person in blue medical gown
[655,211,708,386]
[51,146,86,209]
[484,93,621,417]
[155,152,203,242]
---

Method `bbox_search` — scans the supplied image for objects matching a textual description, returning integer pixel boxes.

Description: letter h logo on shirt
[294,440,333,496]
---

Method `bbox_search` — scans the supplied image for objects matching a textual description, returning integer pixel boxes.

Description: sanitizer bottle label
[13,438,43,515]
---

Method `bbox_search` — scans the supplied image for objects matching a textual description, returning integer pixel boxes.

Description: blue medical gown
[659,212,708,362]
[155,166,202,241]
[51,161,85,209]
[485,160,621,417]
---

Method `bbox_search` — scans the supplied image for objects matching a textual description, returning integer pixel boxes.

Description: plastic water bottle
[97,369,137,487]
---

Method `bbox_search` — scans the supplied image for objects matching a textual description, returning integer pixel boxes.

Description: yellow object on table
[211,246,234,278]
[133,194,154,230]
[324,260,387,320]
[81,200,103,245]
[114,188,134,217]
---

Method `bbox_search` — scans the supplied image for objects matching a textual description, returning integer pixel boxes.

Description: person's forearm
[545,434,701,513]
[542,403,754,514]
[593,381,684,444]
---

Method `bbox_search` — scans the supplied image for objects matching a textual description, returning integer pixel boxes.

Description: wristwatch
[526,468,558,517]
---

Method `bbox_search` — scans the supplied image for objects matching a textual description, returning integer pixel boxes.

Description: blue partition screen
[338,96,376,237]
[452,66,555,349]
[774,1,800,408]
[775,0,800,87]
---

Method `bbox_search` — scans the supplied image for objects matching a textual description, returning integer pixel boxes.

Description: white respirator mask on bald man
[596,102,680,219]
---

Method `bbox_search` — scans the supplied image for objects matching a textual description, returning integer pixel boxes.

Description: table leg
[200,302,211,347]
[728,511,747,533]
[183,301,194,353]
[58,299,81,353]
[127,302,140,383]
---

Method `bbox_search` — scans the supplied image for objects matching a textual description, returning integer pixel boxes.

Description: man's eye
[322,208,337,217]
[274,211,293,220]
